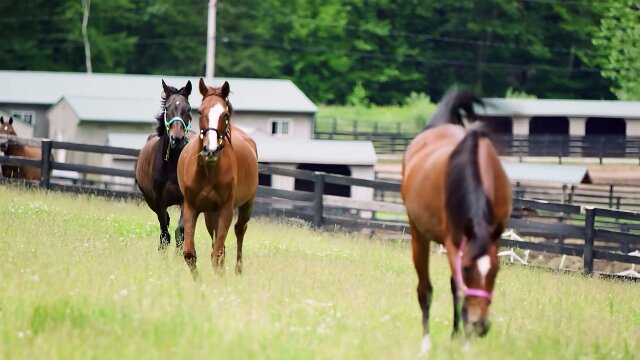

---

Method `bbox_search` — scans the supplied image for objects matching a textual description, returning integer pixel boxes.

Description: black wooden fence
[315,129,640,164]
[1,134,639,276]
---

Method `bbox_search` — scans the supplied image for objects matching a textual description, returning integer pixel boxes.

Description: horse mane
[426,88,483,129]
[445,122,493,259]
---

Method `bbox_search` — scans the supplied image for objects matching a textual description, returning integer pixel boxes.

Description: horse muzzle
[201,146,221,162]
[462,306,491,337]
[169,135,186,149]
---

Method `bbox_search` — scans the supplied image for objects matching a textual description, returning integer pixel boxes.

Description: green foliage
[505,87,537,99]
[346,81,370,107]
[0,0,619,103]
[592,1,640,100]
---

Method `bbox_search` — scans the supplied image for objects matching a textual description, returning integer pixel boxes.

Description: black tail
[426,88,483,129]
[445,123,493,259]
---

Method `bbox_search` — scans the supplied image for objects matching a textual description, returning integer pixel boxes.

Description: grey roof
[63,96,159,123]
[105,132,377,166]
[254,136,377,165]
[478,98,640,119]
[501,162,592,185]
[0,70,317,114]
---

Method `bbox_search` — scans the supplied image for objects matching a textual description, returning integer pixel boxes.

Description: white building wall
[189,111,314,140]
[350,165,375,201]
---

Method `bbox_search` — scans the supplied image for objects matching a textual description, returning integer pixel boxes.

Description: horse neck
[4,143,25,156]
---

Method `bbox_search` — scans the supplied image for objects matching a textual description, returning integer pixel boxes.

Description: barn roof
[0,70,317,114]
[106,132,377,166]
[58,96,159,124]
[478,98,640,119]
[501,162,592,185]
[254,136,377,165]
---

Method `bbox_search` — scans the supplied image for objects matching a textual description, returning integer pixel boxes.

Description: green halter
[163,108,190,161]
[164,108,190,136]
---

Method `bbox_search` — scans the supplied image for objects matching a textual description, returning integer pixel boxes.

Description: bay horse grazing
[0,116,42,180]
[136,80,193,250]
[401,89,511,352]
[177,79,258,277]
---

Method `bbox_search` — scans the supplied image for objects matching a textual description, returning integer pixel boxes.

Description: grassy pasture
[1,186,639,359]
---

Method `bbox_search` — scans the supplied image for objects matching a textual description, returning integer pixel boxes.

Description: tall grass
[1,186,638,359]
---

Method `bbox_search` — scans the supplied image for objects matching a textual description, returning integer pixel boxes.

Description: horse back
[402,125,466,242]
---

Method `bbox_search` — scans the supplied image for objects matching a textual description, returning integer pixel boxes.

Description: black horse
[136,80,193,250]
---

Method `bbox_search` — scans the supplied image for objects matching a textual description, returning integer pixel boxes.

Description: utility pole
[205,0,217,78]
[82,0,92,74]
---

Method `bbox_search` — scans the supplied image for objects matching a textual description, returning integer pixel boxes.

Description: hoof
[418,334,431,357]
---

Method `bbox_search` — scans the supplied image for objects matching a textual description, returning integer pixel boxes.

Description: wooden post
[583,207,595,274]
[40,140,52,189]
[313,172,325,228]
[608,185,614,208]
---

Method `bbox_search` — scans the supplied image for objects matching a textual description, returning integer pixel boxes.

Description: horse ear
[162,79,172,96]
[0,117,3,124]
[221,81,230,99]
[183,80,192,97]
[199,78,208,97]
[8,117,12,125]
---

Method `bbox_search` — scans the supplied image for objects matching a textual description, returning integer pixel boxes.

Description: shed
[501,162,592,185]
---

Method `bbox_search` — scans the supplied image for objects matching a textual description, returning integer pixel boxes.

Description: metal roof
[106,132,377,166]
[254,136,377,165]
[501,162,592,185]
[0,70,317,114]
[61,96,159,123]
[478,98,640,119]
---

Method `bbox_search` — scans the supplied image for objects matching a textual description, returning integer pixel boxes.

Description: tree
[592,0,640,100]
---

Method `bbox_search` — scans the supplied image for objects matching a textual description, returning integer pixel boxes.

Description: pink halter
[455,238,493,300]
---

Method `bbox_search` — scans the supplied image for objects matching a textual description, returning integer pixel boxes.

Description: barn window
[270,118,291,136]
[10,110,35,125]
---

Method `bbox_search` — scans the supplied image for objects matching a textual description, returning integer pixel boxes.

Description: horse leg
[175,206,185,252]
[182,202,199,280]
[411,222,433,354]
[157,208,171,250]
[211,205,233,274]
[234,200,253,275]
[451,276,461,337]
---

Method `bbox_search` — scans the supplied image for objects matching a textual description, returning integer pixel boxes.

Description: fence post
[312,172,325,228]
[608,185,614,208]
[583,207,595,274]
[40,140,52,190]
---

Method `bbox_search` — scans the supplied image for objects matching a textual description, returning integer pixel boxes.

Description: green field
[1,186,639,359]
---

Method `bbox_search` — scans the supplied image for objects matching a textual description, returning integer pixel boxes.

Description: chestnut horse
[0,116,42,180]
[401,89,511,352]
[177,79,258,277]
[136,80,193,250]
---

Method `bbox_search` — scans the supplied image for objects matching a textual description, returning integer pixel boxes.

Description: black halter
[199,118,230,153]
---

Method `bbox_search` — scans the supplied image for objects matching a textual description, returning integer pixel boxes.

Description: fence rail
[2,134,640,276]
[314,130,640,163]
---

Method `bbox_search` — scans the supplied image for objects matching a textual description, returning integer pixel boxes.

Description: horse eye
[463,266,472,277]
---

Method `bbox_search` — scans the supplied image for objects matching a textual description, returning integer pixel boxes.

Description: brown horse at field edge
[0,116,42,180]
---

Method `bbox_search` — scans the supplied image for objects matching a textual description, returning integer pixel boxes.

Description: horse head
[0,117,16,152]
[454,223,503,337]
[197,78,232,163]
[159,80,192,150]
